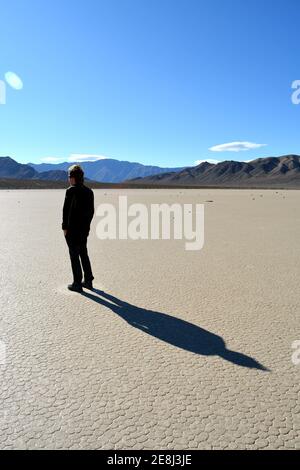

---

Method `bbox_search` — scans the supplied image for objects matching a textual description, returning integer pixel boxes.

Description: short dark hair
[68,164,84,184]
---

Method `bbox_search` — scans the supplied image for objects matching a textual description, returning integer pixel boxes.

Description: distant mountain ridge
[2,155,300,188]
[0,157,68,181]
[127,155,300,187]
[0,156,185,184]
[28,159,186,183]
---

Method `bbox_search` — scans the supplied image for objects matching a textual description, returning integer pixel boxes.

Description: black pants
[66,233,94,285]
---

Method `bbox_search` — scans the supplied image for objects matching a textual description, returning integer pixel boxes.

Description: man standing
[62,165,94,292]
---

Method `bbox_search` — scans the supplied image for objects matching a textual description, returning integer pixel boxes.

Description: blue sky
[0,0,300,167]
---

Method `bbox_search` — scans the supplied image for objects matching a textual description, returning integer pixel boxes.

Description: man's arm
[85,189,94,225]
[89,190,95,223]
[62,188,72,231]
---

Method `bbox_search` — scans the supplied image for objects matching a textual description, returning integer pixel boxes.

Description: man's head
[68,164,84,185]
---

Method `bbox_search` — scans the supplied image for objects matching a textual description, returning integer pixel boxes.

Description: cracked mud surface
[0,189,299,449]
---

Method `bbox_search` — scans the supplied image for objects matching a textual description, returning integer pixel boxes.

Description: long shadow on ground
[82,289,269,371]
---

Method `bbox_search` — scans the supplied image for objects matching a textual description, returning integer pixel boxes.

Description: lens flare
[4,71,23,90]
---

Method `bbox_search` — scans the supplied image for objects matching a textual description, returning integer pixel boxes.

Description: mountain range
[28,159,185,183]
[128,155,300,188]
[0,157,68,181]
[0,156,185,184]
[1,155,300,188]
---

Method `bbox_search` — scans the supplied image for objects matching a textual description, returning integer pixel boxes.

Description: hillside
[128,155,300,188]
[0,157,68,181]
[28,159,186,183]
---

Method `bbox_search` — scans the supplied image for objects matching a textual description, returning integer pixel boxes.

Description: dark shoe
[82,280,93,290]
[68,283,83,293]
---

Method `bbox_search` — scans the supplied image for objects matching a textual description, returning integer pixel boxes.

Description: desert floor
[0,188,299,449]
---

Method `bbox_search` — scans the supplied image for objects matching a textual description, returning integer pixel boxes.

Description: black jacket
[62,184,94,236]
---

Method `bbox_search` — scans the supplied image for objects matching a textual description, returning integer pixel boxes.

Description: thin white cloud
[68,154,108,162]
[209,141,267,152]
[5,71,23,90]
[194,159,220,166]
[39,154,109,164]
[40,157,64,163]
